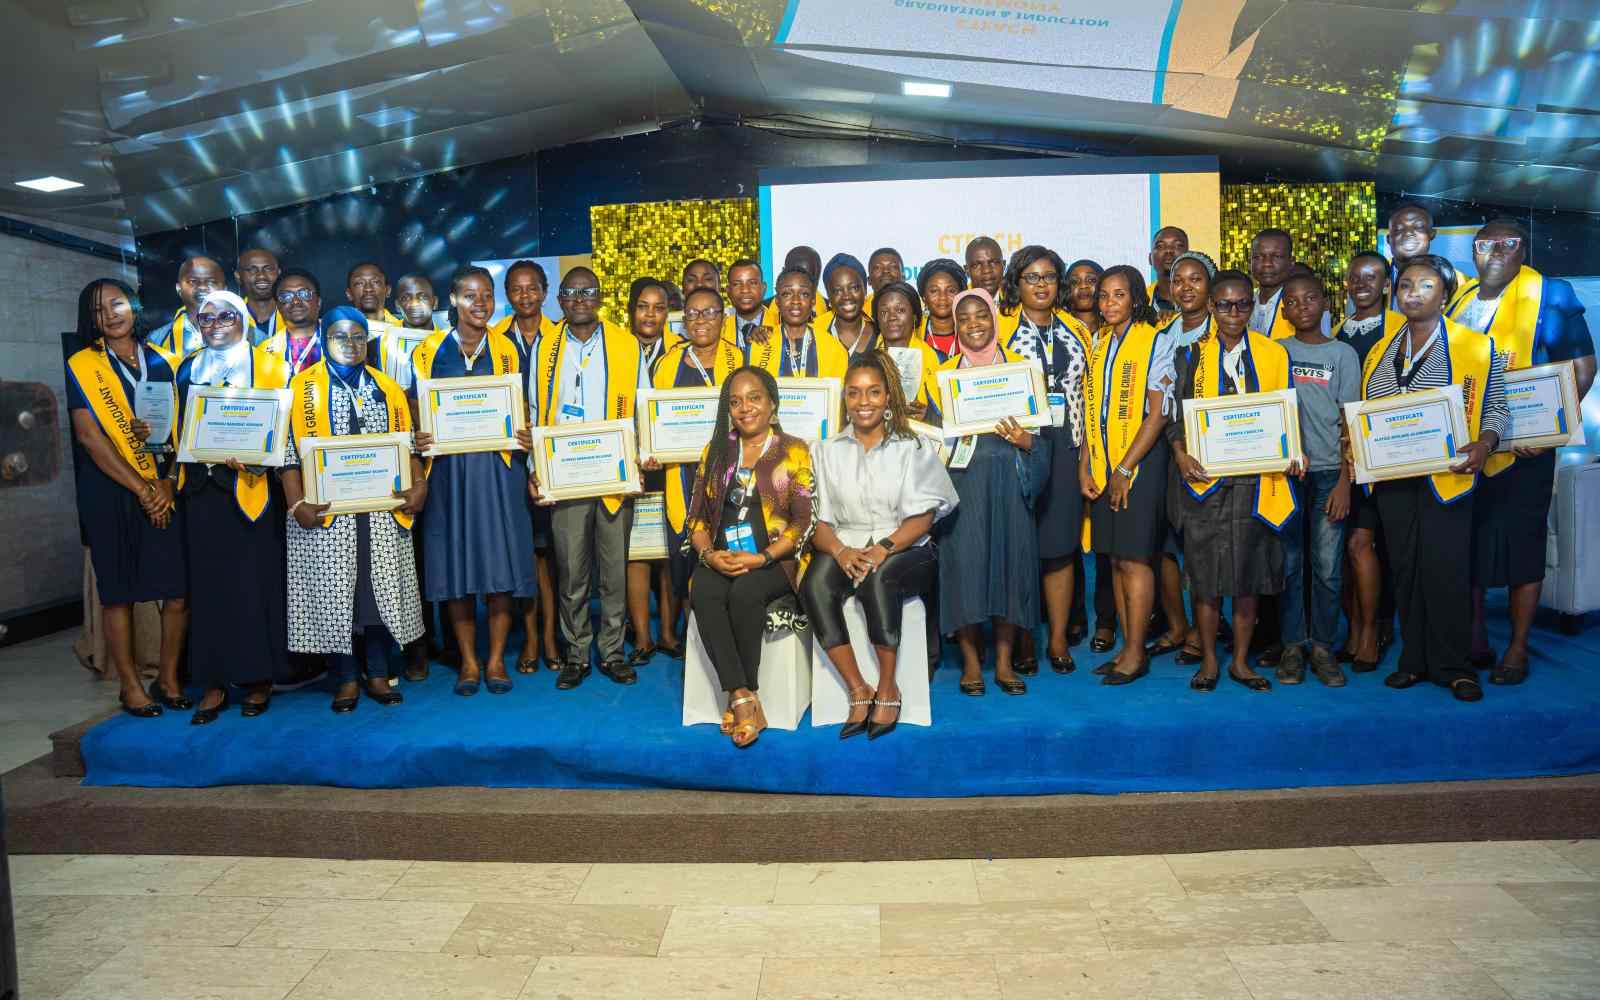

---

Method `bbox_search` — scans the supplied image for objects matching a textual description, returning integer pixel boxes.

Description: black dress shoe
[555,661,591,690]
[1089,632,1116,654]
[149,681,192,711]
[331,696,358,714]
[1049,654,1076,674]
[996,676,1027,695]
[1228,668,1271,692]
[1189,668,1218,692]
[1014,657,1039,677]
[191,692,230,726]
[1101,660,1149,686]
[1066,623,1087,647]
[240,693,272,718]
[1092,659,1118,676]
[120,695,162,718]
[959,678,986,696]
[598,658,638,685]
[1384,670,1423,689]
[364,684,404,706]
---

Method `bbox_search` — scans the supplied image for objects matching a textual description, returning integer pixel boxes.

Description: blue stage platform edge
[81,595,1600,796]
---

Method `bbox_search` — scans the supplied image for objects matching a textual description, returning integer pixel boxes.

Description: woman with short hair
[625,277,684,663]
[871,281,942,422]
[916,259,969,360]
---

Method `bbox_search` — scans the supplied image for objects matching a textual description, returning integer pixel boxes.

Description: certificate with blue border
[531,419,641,502]
[1182,388,1304,478]
[176,385,292,467]
[1344,386,1471,485]
[936,361,1049,437]
[298,432,411,515]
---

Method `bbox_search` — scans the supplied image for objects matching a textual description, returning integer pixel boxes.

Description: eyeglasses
[1474,237,1522,255]
[196,310,241,328]
[684,307,723,321]
[558,287,601,300]
[277,288,316,303]
[1020,271,1059,286]
[1212,299,1253,314]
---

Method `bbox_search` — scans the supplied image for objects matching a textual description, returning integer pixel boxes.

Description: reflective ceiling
[3,0,1596,237]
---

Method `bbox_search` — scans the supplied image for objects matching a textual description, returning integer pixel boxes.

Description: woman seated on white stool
[801,352,959,739]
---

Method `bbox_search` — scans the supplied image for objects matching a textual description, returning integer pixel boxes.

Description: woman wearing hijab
[820,253,877,356]
[936,288,1052,696]
[1081,266,1174,687]
[997,246,1089,675]
[1168,271,1297,692]
[686,366,816,748]
[872,282,943,422]
[1362,255,1506,702]
[65,278,188,716]
[410,265,537,697]
[173,291,292,723]
[917,259,968,360]
[283,307,428,713]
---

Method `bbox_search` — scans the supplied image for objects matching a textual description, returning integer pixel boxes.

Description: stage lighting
[15,176,83,192]
[902,81,951,98]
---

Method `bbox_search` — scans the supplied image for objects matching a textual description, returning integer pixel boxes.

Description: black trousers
[690,562,792,692]
[1374,478,1474,686]
[801,545,938,651]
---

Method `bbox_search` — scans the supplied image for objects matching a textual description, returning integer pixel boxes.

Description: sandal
[1490,660,1528,686]
[729,694,766,748]
[516,657,540,674]
[959,678,986,697]
[1451,677,1484,702]
[1189,668,1218,692]
[1384,670,1424,689]
[627,645,656,668]
[1175,646,1205,666]
[841,685,875,740]
[1144,635,1183,657]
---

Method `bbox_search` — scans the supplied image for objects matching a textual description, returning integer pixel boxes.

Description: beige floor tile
[204,857,414,900]
[760,955,1000,999]
[1456,936,1600,1000]
[24,894,284,948]
[59,945,326,1000]
[240,898,473,952]
[774,860,979,905]
[16,853,241,896]
[880,900,1105,957]
[524,956,760,999]
[287,950,535,1000]
[1095,893,1330,952]
[1497,883,1600,937]
[1227,941,1510,1000]
[1165,847,1386,895]
[388,861,590,903]
[575,863,777,905]
[998,948,1251,999]
[974,856,1185,905]
[659,905,879,958]
[443,901,671,959]
[15,942,120,1000]
[1549,840,1600,877]
[1352,841,1594,885]
[7,854,77,889]
[1299,884,1554,942]
[11,894,94,935]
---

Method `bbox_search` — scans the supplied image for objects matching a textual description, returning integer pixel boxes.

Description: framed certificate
[907,418,955,465]
[627,491,669,560]
[637,387,721,463]
[377,326,433,387]
[776,377,842,443]
[176,385,292,466]
[298,432,412,515]
[417,373,526,456]
[1344,385,1472,485]
[532,418,642,501]
[1182,388,1304,478]
[1498,361,1586,450]
[134,380,176,454]
[935,361,1049,436]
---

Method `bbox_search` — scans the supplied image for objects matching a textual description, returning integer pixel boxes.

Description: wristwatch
[758,550,774,568]
[876,536,897,553]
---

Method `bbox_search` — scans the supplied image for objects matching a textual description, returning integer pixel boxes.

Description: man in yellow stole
[147,255,225,356]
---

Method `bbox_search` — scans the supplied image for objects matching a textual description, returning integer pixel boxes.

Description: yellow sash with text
[1082,321,1162,549]
[290,360,414,529]
[748,328,849,381]
[1447,265,1543,477]
[176,346,290,521]
[1185,332,1297,530]
[66,344,176,483]
[534,323,641,513]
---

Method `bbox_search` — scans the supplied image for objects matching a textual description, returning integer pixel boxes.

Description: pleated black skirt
[183,479,290,688]
[1089,437,1170,560]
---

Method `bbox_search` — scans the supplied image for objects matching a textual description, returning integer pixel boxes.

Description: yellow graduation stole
[1184,332,1297,530]
[882,337,943,413]
[1082,321,1163,548]
[1262,291,1296,340]
[176,345,290,521]
[289,361,414,529]
[65,343,177,483]
[412,327,521,468]
[150,309,192,357]
[653,340,742,534]
[762,291,829,332]
[748,326,849,380]
[999,307,1092,355]
[814,314,875,355]
[1446,265,1544,477]
[490,313,560,352]
[533,323,641,513]
[1360,317,1493,504]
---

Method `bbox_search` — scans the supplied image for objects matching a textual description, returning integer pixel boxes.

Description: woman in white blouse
[801,351,959,739]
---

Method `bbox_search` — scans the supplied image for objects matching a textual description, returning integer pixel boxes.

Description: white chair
[811,596,931,727]
[682,611,812,730]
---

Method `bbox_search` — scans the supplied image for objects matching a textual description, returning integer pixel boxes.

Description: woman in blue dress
[934,287,1052,696]
[409,265,537,696]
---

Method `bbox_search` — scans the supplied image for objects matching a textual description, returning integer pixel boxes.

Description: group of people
[65,205,1593,747]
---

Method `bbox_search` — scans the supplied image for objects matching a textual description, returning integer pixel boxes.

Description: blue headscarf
[320,305,368,382]
[821,252,867,293]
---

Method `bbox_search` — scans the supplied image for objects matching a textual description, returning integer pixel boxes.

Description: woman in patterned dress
[282,307,428,712]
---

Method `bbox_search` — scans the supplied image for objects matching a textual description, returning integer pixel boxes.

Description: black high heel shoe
[1049,654,1076,674]
[995,675,1027,695]
[149,681,192,711]
[867,696,901,740]
[1101,659,1150,686]
[1014,656,1039,677]
[364,680,404,706]
[191,691,230,726]
[240,689,272,718]
[840,687,874,739]
[1089,631,1116,654]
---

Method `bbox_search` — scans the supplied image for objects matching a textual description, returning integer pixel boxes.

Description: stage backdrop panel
[1221,180,1377,304]
[759,157,1221,286]
[590,197,759,326]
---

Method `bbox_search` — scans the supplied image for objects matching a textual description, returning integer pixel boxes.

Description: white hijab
[188,290,254,385]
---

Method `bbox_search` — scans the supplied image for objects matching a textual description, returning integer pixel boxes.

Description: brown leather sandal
[729,694,767,749]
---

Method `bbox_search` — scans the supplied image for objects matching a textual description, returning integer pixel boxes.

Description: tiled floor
[0,629,115,774]
[6,843,1598,999]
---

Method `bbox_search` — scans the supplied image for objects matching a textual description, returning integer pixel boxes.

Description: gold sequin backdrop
[589,198,759,325]
[1221,182,1377,302]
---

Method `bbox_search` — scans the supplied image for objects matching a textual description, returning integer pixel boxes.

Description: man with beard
[148,256,224,356]
[235,248,283,344]
[346,261,401,327]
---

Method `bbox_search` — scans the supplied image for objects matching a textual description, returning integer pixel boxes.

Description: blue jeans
[1282,469,1346,649]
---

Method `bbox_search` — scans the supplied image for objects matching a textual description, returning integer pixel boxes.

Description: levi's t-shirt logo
[1291,361,1332,387]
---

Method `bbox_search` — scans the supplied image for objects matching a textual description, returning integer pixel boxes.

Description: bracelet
[287,499,307,517]
[759,550,774,568]
[1114,463,1135,479]
[697,547,711,567]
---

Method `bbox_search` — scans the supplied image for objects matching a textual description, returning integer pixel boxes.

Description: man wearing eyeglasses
[1448,219,1595,688]
[148,256,225,356]
[532,267,643,690]
[235,248,284,345]
[262,268,324,376]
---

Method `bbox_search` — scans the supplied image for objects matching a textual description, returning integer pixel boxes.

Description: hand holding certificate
[298,432,412,515]
[531,419,642,502]
[1344,385,1472,484]
[637,387,720,463]
[176,385,292,466]
[1181,388,1304,478]
[134,381,176,454]
[935,361,1049,436]
[416,373,526,456]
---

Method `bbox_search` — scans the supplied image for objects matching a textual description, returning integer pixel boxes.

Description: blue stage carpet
[81,598,1600,796]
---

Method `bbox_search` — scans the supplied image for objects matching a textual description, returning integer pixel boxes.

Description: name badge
[1048,392,1067,428]
[723,522,757,554]
[560,403,585,421]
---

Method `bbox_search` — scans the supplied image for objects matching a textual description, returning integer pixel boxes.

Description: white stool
[681,611,812,730]
[811,596,931,727]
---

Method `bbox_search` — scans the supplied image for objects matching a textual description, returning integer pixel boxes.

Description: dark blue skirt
[77,461,187,606]
[421,452,538,601]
